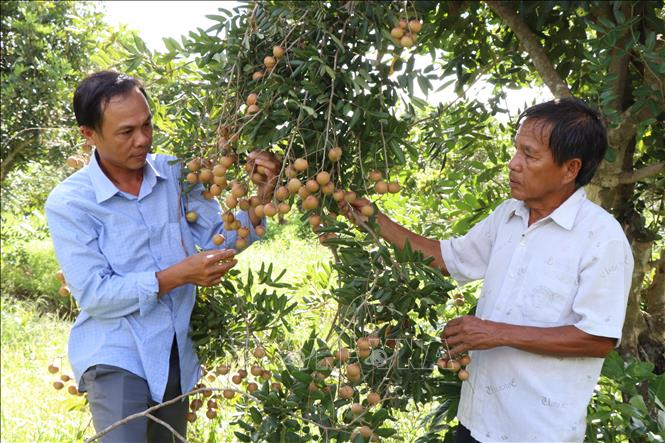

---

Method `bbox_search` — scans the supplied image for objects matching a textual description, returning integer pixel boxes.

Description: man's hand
[246,150,281,204]
[441,316,500,356]
[337,197,374,225]
[157,249,237,295]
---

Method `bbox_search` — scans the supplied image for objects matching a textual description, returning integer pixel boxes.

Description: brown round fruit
[185,211,198,223]
[447,360,461,372]
[272,46,285,58]
[252,71,264,81]
[458,369,470,381]
[271,382,281,391]
[67,385,78,395]
[212,234,225,246]
[338,385,354,400]
[436,357,449,371]
[53,380,65,390]
[287,178,302,194]
[302,195,319,210]
[55,270,66,283]
[387,182,401,193]
[251,365,263,377]
[293,158,308,172]
[351,403,364,415]
[216,364,230,375]
[346,363,361,379]
[186,172,198,184]
[274,186,289,201]
[305,179,320,193]
[408,19,422,33]
[264,56,276,69]
[328,147,342,162]
[263,203,278,217]
[58,286,71,297]
[255,226,266,237]
[223,389,235,399]
[246,93,258,106]
[253,346,266,358]
[367,391,381,406]
[206,408,217,419]
[360,205,374,217]
[357,337,371,350]
[316,171,331,185]
[459,355,471,366]
[400,35,415,48]
[232,374,243,384]
[247,104,260,114]
[374,181,388,194]
[247,382,259,393]
[359,426,373,438]
[186,412,197,422]
[369,170,383,182]
[335,347,350,363]
[187,158,201,172]
[390,27,405,39]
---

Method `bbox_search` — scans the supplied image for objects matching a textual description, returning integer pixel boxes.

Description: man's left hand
[441,315,500,356]
[246,150,281,204]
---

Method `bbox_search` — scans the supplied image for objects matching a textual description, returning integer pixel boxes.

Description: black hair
[518,97,608,187]
[73,71,149,132]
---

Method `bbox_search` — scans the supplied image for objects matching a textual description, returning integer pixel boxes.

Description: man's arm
[442,316,615,358]
[374,212,449,275]
[156,249,237,296]
[46,197,237,317]
[342,199,449,275]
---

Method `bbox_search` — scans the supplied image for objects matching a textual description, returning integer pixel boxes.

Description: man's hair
[518,97,607,187]
[73,71,148,132]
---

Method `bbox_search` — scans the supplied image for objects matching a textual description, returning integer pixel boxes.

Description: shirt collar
[88,151,164,203]
[507,187,587,231]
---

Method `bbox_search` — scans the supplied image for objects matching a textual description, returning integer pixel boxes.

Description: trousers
[81,336,188,443]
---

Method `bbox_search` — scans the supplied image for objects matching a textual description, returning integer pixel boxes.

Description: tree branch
[618,162,665,184]
[484,1,572,99]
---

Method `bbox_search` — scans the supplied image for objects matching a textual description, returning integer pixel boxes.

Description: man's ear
[79,126,97,147]
[563,158,582,185]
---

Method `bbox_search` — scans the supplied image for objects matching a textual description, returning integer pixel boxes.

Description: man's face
[81,87,153,174]
[508,118,574,208]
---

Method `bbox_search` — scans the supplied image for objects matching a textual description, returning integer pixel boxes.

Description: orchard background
[1,1,663,442]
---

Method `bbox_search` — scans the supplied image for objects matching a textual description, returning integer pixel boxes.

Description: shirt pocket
[521,270,576,323]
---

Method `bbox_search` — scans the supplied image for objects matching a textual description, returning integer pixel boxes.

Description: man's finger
[205,249,235,262]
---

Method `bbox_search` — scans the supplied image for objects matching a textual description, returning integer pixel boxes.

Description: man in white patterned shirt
[344,98,633,442]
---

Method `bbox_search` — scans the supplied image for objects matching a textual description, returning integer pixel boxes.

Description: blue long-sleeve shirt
[45,152,262,402]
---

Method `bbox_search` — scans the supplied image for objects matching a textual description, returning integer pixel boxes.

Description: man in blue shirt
[45,71,280,442]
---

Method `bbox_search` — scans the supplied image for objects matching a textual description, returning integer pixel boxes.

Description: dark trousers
[456,424,481,443]
[81,337,187,443]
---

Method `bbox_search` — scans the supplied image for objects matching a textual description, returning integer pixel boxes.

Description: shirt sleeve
[439,209,503,285]
[572,238,634,341]
[184,184,265,251]
[45,197,160,320]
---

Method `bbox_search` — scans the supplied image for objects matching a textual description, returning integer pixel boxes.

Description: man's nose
[136,127,152,147]
[508,152,520,171]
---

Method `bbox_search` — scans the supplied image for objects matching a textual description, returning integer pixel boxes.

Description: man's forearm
[376,213,449,274]
[494,323,615,358]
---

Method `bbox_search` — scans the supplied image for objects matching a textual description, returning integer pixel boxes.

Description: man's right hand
[337,197,374,225]
[182,249,237,286]
[157,249,237,295]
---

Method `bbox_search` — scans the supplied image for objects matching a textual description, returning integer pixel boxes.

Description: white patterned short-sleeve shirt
[440,187,633,442]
